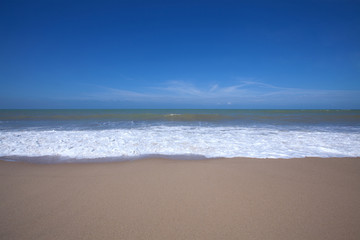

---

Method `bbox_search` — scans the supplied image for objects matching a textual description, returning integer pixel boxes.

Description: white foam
[1,126,360,162]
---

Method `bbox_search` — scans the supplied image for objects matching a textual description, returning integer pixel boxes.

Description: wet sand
[1,157,360,240]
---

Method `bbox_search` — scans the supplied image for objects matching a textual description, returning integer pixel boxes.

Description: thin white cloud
[153,81,204,96]
[84,86,156,101]
[209,84,218,92]
[79,80,360,108]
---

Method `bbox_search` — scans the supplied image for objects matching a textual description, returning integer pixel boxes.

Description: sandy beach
[1,157,360,240]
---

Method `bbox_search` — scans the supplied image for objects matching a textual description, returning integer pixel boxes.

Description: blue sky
[1,0,359,109]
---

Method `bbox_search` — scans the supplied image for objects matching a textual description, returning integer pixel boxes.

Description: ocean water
[0,109,359,163]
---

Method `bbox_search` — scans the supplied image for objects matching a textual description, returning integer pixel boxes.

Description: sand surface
[1,157,360,240]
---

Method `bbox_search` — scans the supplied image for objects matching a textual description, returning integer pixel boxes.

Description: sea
[0,109,359,163]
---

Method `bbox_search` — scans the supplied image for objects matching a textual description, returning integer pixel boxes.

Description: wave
[1,126,359,163]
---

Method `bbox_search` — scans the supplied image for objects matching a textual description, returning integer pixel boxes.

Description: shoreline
[1,156,360,164]
[1,157,360,239]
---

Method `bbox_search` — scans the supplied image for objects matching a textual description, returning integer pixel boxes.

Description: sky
[1,0,359,109]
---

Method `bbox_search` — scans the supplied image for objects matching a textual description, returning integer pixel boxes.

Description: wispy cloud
[153,81,203,97]
[78,80,360,108]
[86,86,152,101]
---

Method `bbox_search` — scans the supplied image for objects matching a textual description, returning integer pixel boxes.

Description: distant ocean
[0,109,359,163]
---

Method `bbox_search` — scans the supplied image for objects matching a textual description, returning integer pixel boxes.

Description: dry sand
[1,157,360,240]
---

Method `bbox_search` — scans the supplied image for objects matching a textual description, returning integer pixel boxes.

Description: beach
[1,157,360,240]
[2,0,360,237]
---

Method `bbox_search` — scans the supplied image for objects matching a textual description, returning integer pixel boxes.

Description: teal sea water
[0,109,359,162]
[1,109,359,129]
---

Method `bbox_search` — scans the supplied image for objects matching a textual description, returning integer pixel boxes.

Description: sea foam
[1,126,360,162]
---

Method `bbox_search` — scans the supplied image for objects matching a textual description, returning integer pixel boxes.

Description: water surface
[1,109,359,163]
